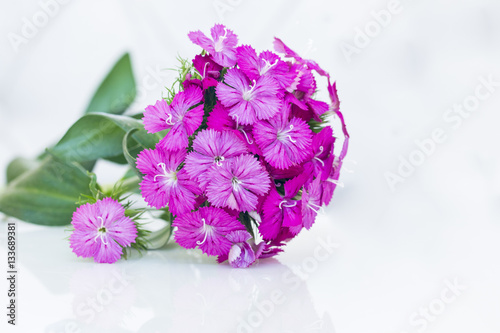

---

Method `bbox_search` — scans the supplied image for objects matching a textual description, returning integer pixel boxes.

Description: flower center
[197,218,213,245]
[154,163,177,183]
[277,124,297,143]
[214,155,225,166]
[213,28,228,52]
[242,80,257,101]
[94,216,109,245]
[279,199,297,209]
[231,176,242,189]
[259,58,279,76]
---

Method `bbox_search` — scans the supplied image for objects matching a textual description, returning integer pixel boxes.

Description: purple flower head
[184,128,247,190]
[206,102,262,155]
[302,177,323,229]
[206,154,271,212]
[253,105,313,170]
[321,154,343,206]
[172,206,245,256]
[259,175,306,241]
[236,45,295,91]
[188,24,238,67]
[216,68,282,125]
[216,230,257,268]
[143,86,204,151]
[136,147,201,215]
[69,198,137,264]
[193,54,223,90]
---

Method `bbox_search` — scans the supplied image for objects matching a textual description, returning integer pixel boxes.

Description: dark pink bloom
[188,24,238,67]
[216,68,282,125]
[172,207,245,256]
[184,128,247,190]
[302,177,323,229]
[136,147,201,215]
[303,126,336,180]
[206,102,262,155]
[192,54,223,90]
[206,154,271,212]
[259,175,306,241]
[236,45,295,90]
[143,86,204,151]
[253,106,313,170]
[69,198,137,264]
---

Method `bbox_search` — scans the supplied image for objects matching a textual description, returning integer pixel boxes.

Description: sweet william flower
[69,198,137,264]
[188,24,238,67]
[217,230,266,268]
[253,104,313,170]
[143,86,204,151]
[192,54,223,90]
[184,128,247,191]
[136,147,201,215]
[302,177,324,230]
[172,206,245,256]
[206,154,271,212]
[216,68,282,125]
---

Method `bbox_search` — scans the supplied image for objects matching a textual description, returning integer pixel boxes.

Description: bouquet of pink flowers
[1,24,348,268]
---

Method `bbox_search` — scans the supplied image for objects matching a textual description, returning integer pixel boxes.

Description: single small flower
[216,68,282,125]
[302,177,323,229]
[192,54,223,90]
[253,105,313,170]
[136,147,201,215]
[236,45,295,90]
[259,174,306,241]
[206,154,271,212]
[69,198,137,264]
[184,128,247,190]
[188,24,238,67]
[143,86,204,151]
[217,230,265,268]
[172,206,245,256]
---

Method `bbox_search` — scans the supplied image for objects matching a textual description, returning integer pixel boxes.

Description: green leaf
[85,53,136,115]
[6,157,40,183]
[0,157,92,226]
[50,113,160,163]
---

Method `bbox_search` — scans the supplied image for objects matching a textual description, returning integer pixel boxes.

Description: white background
[1,0,499,332]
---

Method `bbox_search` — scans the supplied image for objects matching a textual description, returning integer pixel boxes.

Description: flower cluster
[135,24,349,268]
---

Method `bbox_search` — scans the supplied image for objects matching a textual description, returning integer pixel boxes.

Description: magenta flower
[216,230,265,268]
[188,24,238,67]
[69,198,137,264]
[206,102,262,155]
[236,45,295,90]
[253,106,313,170]
[136,147,201,215]
[216,68,282,125]
[206,154,271,212]
[172,206,245,256]
[192,54,223,90]
[303,126,335,179]
[259,175,306,241]
[302,177,323,229]
[143,86,204,151]
[184,128,247,190]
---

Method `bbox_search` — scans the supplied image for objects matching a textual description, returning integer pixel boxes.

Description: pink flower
[172,207,245,256]
[217,230,266,268]
[303,126,336,180]
[69,198,137,264]
[136,147,201,215]
[259,175,306,241]
[188,24,238,67]
[253,105,313,170]
[143,86,204,151]
[184,128,247,190]
[206,154,271,212]
[236,45,295,91]
[216,68,282,125]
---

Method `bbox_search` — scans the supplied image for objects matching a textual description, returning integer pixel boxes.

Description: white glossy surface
[1,0,500,332]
